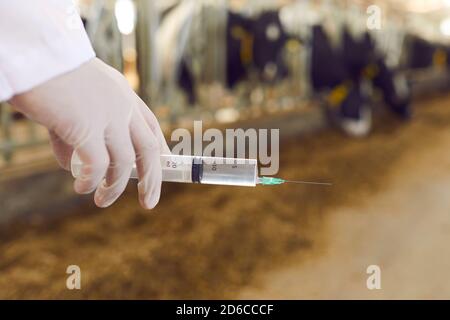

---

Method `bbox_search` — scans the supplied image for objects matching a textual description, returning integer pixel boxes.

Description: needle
[284,180,332,186]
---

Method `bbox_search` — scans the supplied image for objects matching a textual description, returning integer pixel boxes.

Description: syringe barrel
[196,156,258,186]
[71,153,258,187]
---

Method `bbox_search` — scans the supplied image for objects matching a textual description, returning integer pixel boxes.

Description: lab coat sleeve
[0,0,96,101]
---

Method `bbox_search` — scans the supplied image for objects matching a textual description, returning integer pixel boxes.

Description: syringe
[71,153,331,187]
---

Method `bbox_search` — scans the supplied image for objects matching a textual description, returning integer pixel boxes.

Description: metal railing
[0,103,48,164]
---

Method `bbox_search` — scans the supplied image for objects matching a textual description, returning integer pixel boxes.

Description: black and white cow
[310,24,412,136]
[225,10,291,88]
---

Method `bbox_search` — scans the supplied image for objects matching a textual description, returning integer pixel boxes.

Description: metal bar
[0,103,14,162]
[135,0,159,106]
[0,139,48,151]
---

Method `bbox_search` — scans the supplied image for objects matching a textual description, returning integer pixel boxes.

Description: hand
[10,58,170,209]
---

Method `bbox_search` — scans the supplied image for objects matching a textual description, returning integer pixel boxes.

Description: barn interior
[1,0,450,299]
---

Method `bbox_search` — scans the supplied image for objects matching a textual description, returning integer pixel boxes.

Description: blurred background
[1,0,450,299]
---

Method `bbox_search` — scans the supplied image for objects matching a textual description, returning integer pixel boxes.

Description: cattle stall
[1,0,450,301]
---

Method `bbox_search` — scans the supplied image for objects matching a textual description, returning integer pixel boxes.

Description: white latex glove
[10,58,170,209]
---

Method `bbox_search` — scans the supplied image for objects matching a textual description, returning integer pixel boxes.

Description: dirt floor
[1,93,450,299]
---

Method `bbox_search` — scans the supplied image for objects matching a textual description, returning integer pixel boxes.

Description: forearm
[0,0,95,101]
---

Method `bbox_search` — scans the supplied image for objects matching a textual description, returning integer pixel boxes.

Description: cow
[225,10,290,88]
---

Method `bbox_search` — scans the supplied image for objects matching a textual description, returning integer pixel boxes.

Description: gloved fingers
[130,111,162,209]
[136,97,171,155]
[73,134,110,195]
[94,126,135,208]
[48,130,73,171]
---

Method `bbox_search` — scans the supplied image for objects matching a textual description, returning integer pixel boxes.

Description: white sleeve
[0,0,96,101]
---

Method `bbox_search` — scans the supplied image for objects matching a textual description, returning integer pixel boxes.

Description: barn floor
[1,93,450,299]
